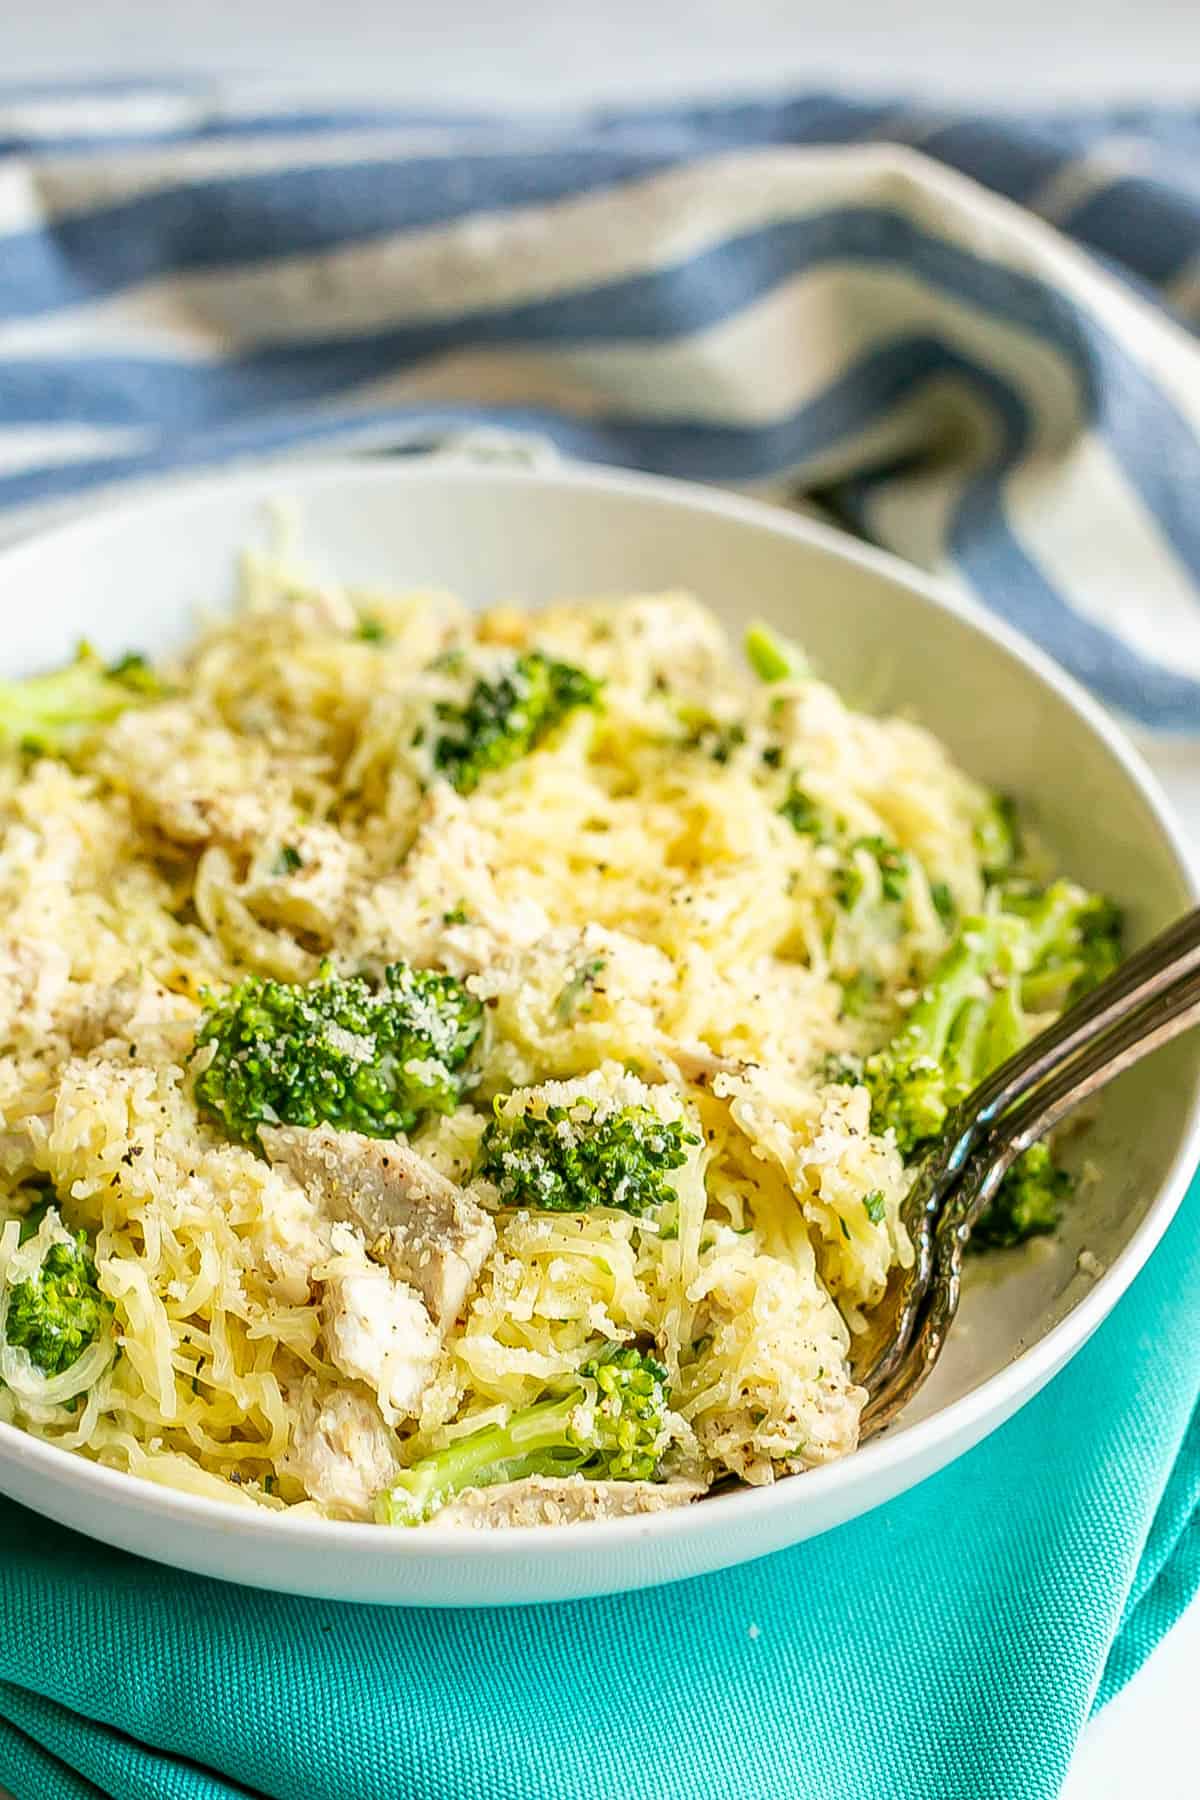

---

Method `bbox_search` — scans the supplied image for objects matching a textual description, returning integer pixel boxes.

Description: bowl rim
[1,453,1197,1565]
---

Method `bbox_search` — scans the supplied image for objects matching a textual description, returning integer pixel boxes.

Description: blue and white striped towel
[3,81,1200,749]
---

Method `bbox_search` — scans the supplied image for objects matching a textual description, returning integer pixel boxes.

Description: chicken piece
[322,1253,441,1425]
[369,1200,496,1332]
[261,1123,496,1329]
[97,702,286,849]
[435,1475,706,1529]
[0,937,70,1042]
[281,1377,399,1520]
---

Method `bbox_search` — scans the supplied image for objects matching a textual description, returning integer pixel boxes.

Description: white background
[3,3,1199,1796]
[1,0,1199,105]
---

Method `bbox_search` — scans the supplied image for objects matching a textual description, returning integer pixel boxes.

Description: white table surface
[1,0,1199,105]
[2,6,1198,1796]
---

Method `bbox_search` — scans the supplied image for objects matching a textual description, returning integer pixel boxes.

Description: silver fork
[851,905,1200,1440]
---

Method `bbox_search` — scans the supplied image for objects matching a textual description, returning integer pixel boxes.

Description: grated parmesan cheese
[0,568,1007,1518]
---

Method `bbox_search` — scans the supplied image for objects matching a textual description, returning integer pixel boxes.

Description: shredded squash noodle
[0,555,1099,1527]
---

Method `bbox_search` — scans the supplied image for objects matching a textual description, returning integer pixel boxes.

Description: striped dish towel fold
[1,81,1199,747]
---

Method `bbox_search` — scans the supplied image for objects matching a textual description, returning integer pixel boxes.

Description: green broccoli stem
[1020,964,1085,1009]
[744,622,807,683]
[378,1345,671,1525]
[943,995,988,1097]
[978,973,1027,1075]
[0,647,161,755]
[866,916,1030,1151]
[936,962,1026,1111]
[1006,881,1123,1009]
[896,920,1004,1068]
[377,1389,585,1525]
[866,879,1121,1247]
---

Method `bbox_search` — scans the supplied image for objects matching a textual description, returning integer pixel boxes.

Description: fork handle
[860,960,1200,1437]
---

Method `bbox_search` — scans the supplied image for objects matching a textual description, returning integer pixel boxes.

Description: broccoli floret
[744,622,809,682]
[864,916,1015,1153]
[1003,880,1124,1008]
[433,650,601,794]
[864,878,1120,1247]
[866,890,1117,1157]
[0,644,164,756]
[1072,897,1123,998]
[376,1345,671,1525]
[193,960,482,1144]
[477,1100,698,1216]
[3,1228,110,1379]
[972,1143,1070,1249]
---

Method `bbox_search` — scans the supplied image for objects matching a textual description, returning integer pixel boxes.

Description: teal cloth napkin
[0,1169,1196,1800]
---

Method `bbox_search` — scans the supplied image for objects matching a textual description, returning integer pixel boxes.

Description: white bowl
[0,459,1196,1608]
